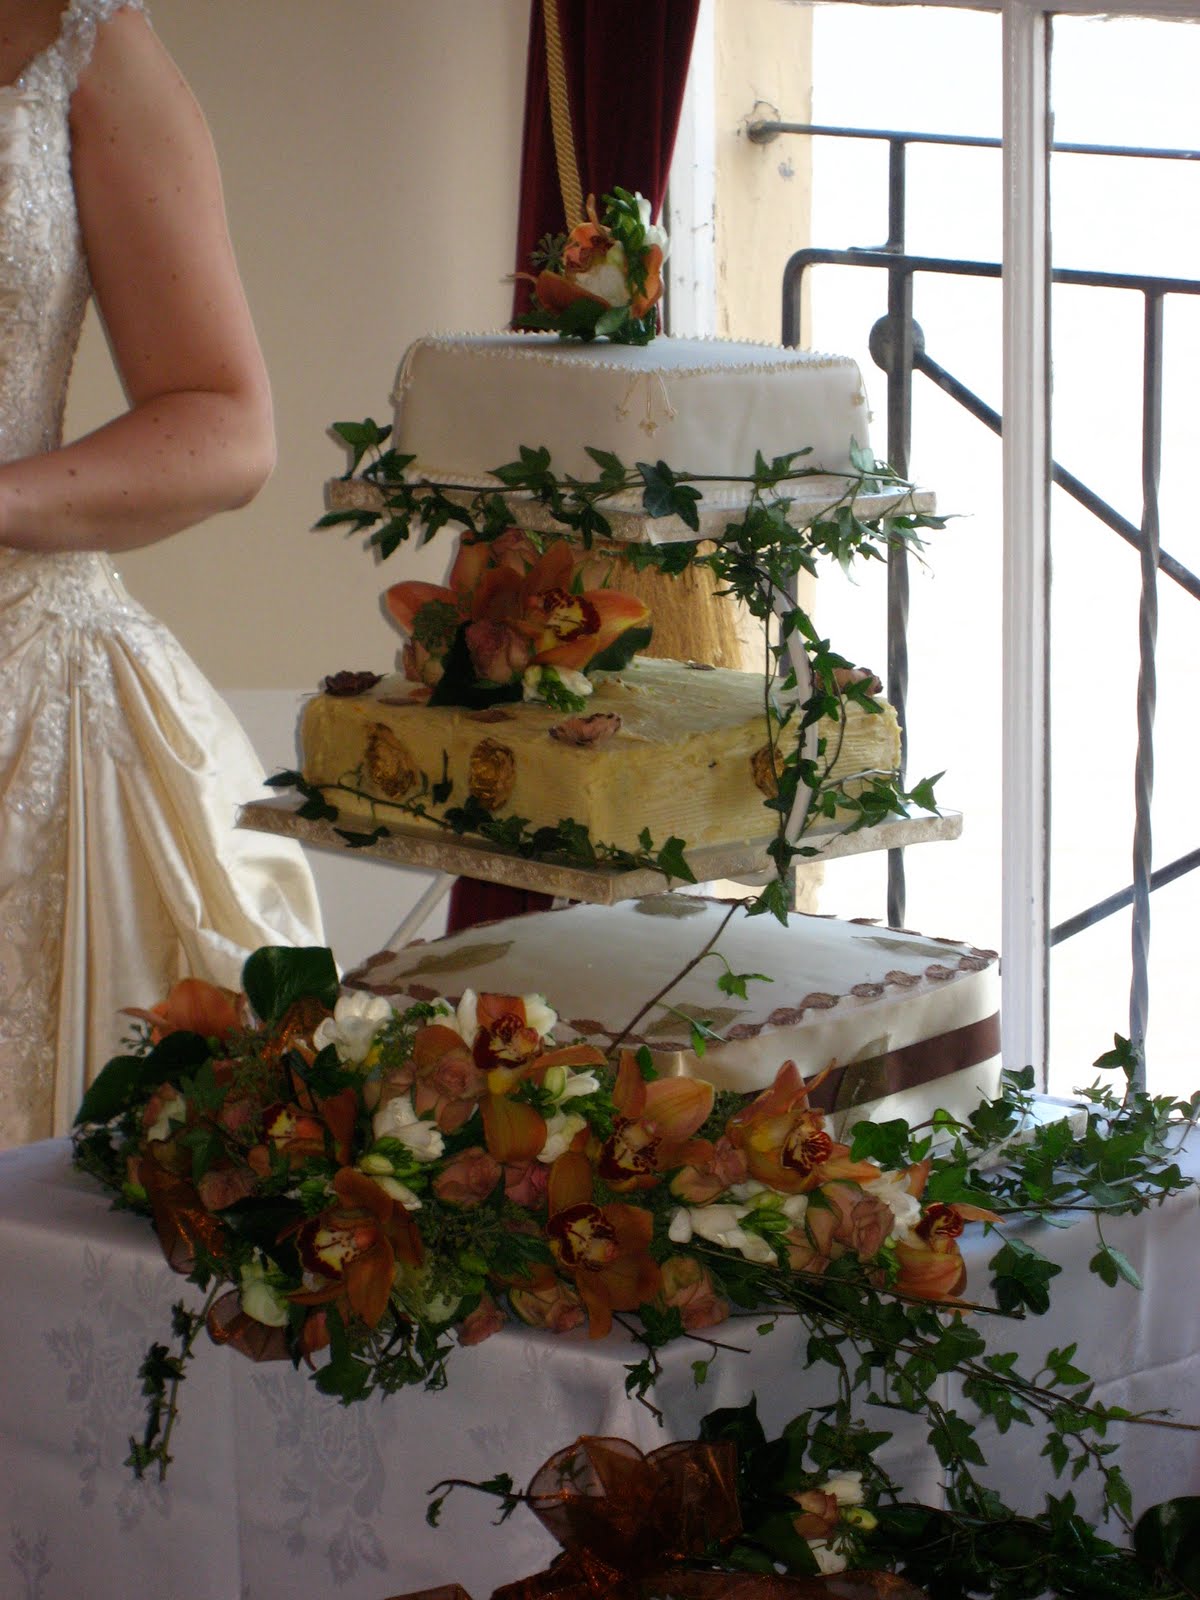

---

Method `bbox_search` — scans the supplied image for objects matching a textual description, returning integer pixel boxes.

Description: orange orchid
[249,1085,358,1174]
[595,1050,713,1192]
[292,1166,423,1331]
[462,991,605,1166]
[385,537,648,689]
[894,1199,1001,1302]
[544,1151,661,1339]
[726,1061,882,1196]
[123,977,243,1045]
[532,192,666,321]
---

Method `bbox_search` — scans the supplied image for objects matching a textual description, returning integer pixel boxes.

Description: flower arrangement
[72,947,1200,1593]
[384,527,651,711]
[74,945,991,1479]
[519,187,669,344]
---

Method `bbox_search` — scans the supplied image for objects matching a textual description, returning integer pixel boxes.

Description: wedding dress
[0,0,324,1146]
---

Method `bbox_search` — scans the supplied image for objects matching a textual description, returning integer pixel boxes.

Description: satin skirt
[0,548,324,1147]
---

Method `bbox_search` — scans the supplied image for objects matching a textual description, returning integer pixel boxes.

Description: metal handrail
[776,122,1198,1070]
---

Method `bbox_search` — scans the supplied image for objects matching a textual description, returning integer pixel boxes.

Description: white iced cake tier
[348,897,1001,1133]
[300,656,900,856]
[392,333,871,493]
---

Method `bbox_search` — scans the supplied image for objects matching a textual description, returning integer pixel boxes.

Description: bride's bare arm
[0,6,275,554]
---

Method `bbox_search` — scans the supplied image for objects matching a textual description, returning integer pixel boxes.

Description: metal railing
[755,117,1200,1074]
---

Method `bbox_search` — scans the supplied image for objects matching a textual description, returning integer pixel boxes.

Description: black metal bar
[912,349,1200,603]
[1129,292,1164,1069]
[1051,844,1200,947]
[750,119,1200,164]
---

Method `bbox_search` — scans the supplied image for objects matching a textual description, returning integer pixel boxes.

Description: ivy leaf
[331,417,390,476]
[1134,1497,1200,1587]
[242,947,339,1028]
[1089,1243,1143,1290]
[655,836,696,884]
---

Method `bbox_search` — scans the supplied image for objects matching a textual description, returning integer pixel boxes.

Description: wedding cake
[349,896,1002,1126]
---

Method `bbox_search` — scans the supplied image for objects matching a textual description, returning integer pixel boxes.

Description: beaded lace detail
[0,0,149,1143]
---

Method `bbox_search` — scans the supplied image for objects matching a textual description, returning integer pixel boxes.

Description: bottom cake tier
[348,896,1001,1134]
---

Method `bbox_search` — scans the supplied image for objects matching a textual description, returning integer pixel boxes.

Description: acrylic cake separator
[346,895,1003,1137]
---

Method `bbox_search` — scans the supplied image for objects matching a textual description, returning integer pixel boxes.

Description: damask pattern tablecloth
[1,1137,1197,1600]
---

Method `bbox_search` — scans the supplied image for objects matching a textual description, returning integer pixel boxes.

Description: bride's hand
[0,5,274,554]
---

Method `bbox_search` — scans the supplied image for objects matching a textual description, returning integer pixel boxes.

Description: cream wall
[65,0,529,692]
[713,0,813,344]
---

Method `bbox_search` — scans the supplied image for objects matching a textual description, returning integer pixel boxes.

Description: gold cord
[542,0,584,227]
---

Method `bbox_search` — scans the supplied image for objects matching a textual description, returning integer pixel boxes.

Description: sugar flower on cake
[385,535,650,712]
[522,187,669,344]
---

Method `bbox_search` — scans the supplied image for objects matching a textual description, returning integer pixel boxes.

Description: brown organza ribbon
[384,1435,929,1600]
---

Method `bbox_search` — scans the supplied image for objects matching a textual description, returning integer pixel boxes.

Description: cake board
[237,796,962,949]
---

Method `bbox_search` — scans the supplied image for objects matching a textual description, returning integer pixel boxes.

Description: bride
[0,0,324,1146]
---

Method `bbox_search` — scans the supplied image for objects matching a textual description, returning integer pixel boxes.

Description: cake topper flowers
[519,187,668,345]
[385,529,652,711]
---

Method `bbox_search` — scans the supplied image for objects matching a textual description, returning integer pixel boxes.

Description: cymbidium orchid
[291,1166,423,1334]
[726,1061,882,1195]
[594,1050,713,1192]
[544,1150,660,1338]
[385,539,648,696]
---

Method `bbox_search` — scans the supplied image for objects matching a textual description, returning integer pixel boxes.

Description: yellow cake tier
[300,656,900,855]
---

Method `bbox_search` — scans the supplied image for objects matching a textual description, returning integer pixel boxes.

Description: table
[1,1137,1197,1600]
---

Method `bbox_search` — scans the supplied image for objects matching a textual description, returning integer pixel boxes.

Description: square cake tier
[300,657,901,857]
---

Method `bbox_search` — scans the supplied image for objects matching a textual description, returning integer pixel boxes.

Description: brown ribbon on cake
[814,1012,1002,1116]
[383,1435,930,1600]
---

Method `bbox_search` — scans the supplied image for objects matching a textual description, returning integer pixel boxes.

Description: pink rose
[465,619,532,685]
[509,1276,586,1334]
[410,1024,487,1133]
[402,638,443,689]
[823,1181,894,1261]
[783,1204,838,1276]
[457,1291,507,1347]
[670,1135,748,1206]
[656,1255,729,1332]
[433,1146,502,1208]
[503,1158,549,1209]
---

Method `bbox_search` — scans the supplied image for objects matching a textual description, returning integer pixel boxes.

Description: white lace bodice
[0,0,143,465]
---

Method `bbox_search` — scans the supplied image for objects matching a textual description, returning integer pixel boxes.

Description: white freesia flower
[819,1472,864,1507]
[574,254,632,308]
[454,989,478,1045]
[239,1258,290,1328]
[634,192,670,260]
[863,1170,922,1242]
[522,664,594,705]
[668,1203,776,1264]
[544,1067,600,1105]
[537,1110,588,1164]
[145,1090,186,1143]
[371,1093,444,1161]
[357,1156,423,1210]
[312,992,393,1065]
[807,1540,848,1577]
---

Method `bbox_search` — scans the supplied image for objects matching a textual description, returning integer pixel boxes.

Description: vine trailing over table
[71,945,1200,1595]
[312,422,945,917]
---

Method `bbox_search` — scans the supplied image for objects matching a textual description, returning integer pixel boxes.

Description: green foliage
[321,423,945,913]
[242,946,339,1027]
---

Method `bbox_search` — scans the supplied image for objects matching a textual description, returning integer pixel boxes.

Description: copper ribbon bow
[387,1435,928,1600]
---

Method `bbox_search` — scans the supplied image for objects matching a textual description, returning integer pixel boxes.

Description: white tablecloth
[1,1137,1197,1600]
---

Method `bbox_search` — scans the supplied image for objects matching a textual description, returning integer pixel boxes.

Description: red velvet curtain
[510,0,701,323]
[448,0,700,935]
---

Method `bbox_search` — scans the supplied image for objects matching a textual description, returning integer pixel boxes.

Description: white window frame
[672,0,1200,1082]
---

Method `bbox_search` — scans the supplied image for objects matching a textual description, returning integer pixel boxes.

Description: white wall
[62,2,529,961]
